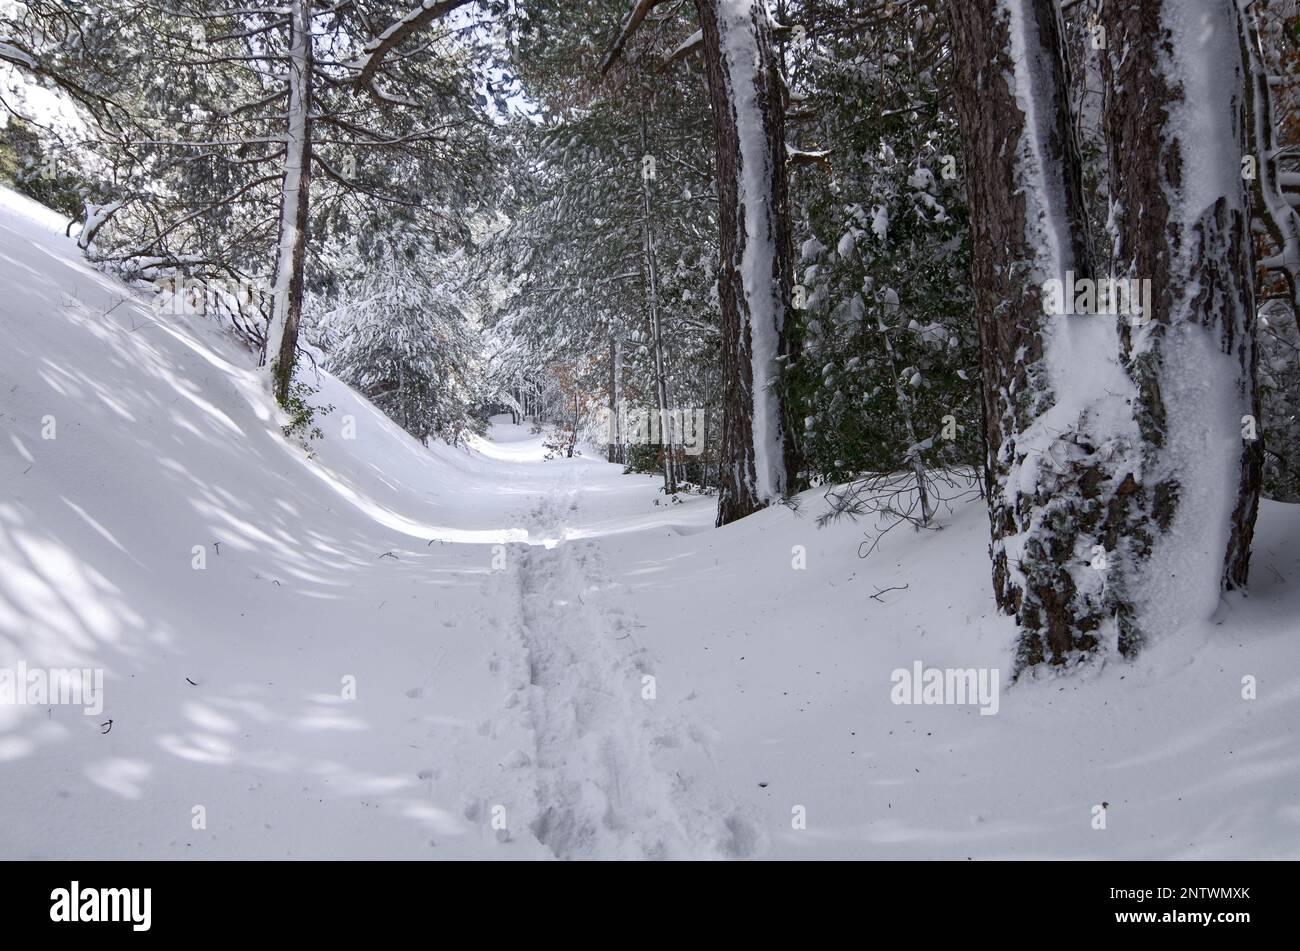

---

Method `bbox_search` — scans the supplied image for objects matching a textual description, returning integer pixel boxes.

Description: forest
[0,0,1298,869]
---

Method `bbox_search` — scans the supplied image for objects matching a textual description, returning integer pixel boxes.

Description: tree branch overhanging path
[351,0,477,96]
[267,0,483,404]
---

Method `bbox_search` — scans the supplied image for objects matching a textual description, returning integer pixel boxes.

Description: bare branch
[787,146,831,171]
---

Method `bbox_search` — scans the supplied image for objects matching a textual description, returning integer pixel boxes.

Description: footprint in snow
[501,749,531,769]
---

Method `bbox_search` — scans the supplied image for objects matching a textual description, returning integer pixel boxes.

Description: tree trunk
[878,304,933,525]
[1237,0,1300,316]
[950,0,1125,670]
[951,0,1262,672]
[614,339,625,462]
[607,337,619,462]
[1097,0,1261,605]
[638,102,677,495]
[695,0,798,525]
[264,0,313,405]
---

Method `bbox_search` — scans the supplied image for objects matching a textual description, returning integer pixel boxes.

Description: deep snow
[2,185,1299,859]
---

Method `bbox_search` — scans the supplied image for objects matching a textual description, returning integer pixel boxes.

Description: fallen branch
[870,583,909,603]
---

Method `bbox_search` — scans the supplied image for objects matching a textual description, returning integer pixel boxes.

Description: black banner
[0,860,1282,938]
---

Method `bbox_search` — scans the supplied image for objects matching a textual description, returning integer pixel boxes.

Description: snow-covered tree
[784,1,980,529]
[2,0,495,406]
[492,0,721,495]
[326,240,485,446]
[951,0,1261,671]
[603,0,800,524]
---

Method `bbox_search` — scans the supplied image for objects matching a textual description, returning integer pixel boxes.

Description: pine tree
[2,0,494,406]
[951,0,1262,670]
[327,239,485,446]
[784,1,980,532]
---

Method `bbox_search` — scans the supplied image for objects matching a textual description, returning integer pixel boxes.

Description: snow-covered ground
[2,185,1299,859]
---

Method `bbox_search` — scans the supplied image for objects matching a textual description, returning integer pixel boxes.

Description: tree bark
[1237,1,1300,316]
[695,0,798,526]
[950,0,1124,670]
[264,0,313,405]
[639,101,677,495]
[607,337,618,462]
[951,0,1262,671]
[1097,0,1261,602]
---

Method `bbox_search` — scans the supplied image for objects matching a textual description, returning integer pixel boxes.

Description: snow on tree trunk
[951,0,1138,670]
[1097,0,1261,615]
[614,337,625,462]
[696,0,797,526]
[264,0,313,405]
[952,0,1262,672]
[607,336,619,463]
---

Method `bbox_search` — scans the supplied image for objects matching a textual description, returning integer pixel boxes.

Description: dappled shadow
[0,197,550,857]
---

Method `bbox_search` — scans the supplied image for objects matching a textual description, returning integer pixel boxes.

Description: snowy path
[487,460,762,859]
[4,182,1300,860]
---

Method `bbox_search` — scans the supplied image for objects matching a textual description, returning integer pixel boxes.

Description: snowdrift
[2,186,1298,859]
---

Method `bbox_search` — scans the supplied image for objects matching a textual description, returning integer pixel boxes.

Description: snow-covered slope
[2,185,1298,859]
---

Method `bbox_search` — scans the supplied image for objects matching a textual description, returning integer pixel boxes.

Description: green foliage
[280,379,334,448]
[0,119,85,220]
[623,440,661,477]
[785,2,981,492]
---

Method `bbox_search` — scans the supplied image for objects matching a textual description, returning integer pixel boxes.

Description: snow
[0,42,34,69]
[356,0,453,61]
[717,0,787,505]
[871,205,889,242]
[667,29,703,64]
[1132,0,1256,638]
[1002,0,1070,276]
[77,199,124,252]
[800,236,826,261]
[994,0,1143,641]
[837,228,857,259]
[263,0,312,383]
[2,185,1300,858]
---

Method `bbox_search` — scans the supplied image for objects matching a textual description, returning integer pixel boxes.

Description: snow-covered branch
[351,0,475,94]
[599,0,671,76]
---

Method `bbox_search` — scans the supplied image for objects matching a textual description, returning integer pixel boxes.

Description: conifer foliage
[2,0,1297,676]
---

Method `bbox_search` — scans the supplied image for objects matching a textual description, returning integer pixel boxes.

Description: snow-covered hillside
[2,185,1298,859]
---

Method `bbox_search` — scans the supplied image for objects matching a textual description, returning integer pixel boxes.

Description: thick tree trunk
[950,0,1136,670]
[695,0,798,526]
[264,0,313,406]
[1237,0,1300,316]
[1097,0,1261,602]
[952,0,1262,672]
